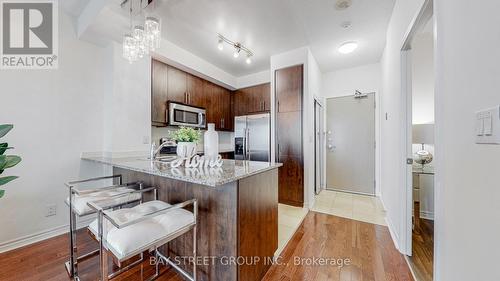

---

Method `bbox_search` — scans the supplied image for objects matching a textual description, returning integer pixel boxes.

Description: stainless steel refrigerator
[234,113,271,162]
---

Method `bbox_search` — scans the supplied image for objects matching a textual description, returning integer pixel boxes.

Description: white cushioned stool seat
[89,200,195,261]
[65,187,142,216]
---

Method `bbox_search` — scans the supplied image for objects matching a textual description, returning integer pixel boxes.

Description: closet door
[275,65,304,207]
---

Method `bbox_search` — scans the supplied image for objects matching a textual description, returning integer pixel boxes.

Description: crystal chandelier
[122,0,161,63]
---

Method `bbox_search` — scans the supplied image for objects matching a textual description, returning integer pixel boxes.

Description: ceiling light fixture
[233,44,241,58]
[335,0,352,10]
[338,41,358,54]
[217,34,253,64]
[218,38,224,51]
[121,0,161,63]
[246,54,252,64]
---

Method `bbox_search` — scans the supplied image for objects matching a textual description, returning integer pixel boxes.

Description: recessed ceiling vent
[335,0,352,10]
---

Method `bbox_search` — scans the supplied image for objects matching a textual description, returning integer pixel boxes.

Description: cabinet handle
[222,118,225,128]
[277,101,280,112]
[188,92,191,104]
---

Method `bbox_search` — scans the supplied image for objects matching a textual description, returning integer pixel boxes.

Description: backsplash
[152,126,234,151]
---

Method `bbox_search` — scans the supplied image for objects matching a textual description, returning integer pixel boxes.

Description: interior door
[326,94,375,195]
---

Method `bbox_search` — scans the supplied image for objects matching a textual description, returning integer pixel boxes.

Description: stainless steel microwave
[168,102,206,128]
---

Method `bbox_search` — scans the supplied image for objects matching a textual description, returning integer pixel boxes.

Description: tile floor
[277,203,308,255]
[311,189,387,226]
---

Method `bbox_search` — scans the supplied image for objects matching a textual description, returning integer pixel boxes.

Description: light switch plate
[476,106,500,144]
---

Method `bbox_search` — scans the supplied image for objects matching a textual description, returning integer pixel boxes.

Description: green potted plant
[171,126,201,158]
[0,124,21,198]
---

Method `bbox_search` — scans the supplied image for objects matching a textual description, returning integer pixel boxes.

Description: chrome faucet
[150,140,176,160]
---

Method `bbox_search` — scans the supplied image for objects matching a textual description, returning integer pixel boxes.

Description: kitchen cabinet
[233,83,270,116]
[167,66,187,104]
[187,74,204,107]
[151,59,168,126]
[275,65,303,207]
[276,67,302,113]
[151,59,234,131]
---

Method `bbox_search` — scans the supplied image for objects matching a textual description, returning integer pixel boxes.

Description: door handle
[407,158,414,165]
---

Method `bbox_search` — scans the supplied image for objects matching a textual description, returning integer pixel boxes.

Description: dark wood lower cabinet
[115,167,278,281]
[277,155,304,206]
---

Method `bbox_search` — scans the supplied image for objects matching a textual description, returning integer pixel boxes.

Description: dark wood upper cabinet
[187,74,204,107]
[151,59,234,131]
[151,59,168,126]
[233,83,271,117]
[275,65,304,207]
[276,66,302,113]
[167,66,187,104]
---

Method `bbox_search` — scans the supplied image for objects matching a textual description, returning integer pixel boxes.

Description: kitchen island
[82,156,282,281]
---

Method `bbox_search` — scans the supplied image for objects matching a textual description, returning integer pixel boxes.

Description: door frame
[399,0,434,256]
[313,98,325,195]
[324,93,377,196]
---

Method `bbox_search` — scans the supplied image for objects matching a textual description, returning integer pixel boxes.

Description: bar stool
[87,196,198,281]
[64,175,145,280]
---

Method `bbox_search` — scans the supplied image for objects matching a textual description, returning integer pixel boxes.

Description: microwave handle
[198,112,205,127]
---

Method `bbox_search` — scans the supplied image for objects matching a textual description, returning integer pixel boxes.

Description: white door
[326,94,376,195]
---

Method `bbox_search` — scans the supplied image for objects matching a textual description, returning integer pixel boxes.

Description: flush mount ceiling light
[121,0,161,63]
[335,0,352,10]
[338,41,358,54]
[217,34,253,64]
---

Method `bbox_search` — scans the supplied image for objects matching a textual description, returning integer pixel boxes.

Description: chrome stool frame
[88,196,198,281]
[64,175,145,280]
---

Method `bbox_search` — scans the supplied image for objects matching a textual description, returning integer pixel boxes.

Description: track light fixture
[217,34,253,64]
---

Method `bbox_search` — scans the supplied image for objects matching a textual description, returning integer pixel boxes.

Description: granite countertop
[82,156,282,187]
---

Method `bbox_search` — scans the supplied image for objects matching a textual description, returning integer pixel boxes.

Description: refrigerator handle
[245,128,250,160]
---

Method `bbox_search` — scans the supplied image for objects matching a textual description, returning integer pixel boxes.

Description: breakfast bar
[82,156,281,281]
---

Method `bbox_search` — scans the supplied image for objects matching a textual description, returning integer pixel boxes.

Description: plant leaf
[0,125,13,138]
[0,143,7,155]
[0,169,3,175]
[0,155,5,170]
[0,176,17,186]
[0,190,4,198]
[5,155,21,168]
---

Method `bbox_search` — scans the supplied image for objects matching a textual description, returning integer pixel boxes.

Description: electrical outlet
[46,205,57,217]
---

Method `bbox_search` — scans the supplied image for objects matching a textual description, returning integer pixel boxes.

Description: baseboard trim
[379,197,401,251]
[0,216,94,253]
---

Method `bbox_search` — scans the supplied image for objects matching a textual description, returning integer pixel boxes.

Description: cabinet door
[276,111,302,156]
[167,66,187,103]
[203,81,220,129]
[151,59,168,125]
[233,90,247,117]
[187,74,204,107]
[278,155,304,206]
[261,83,271,111]
[276,65,303,112]
[220,88,233,130]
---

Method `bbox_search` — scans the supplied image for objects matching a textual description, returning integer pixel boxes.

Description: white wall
[0,12,111,251]
[412,32,434,124]
[236,70,271,89]
[105,42,151,154]
[434,0,500,280]
[379,0,425,250]
[270,47,322,209]
[322,63,381,98]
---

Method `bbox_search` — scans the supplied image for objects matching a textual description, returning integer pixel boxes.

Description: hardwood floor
[407,216,434,281]
[0,229,183,281]
[263,211,414,281]
[0,212,413,281]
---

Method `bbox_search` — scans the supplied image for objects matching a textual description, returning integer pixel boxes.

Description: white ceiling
[75,0,395,76]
